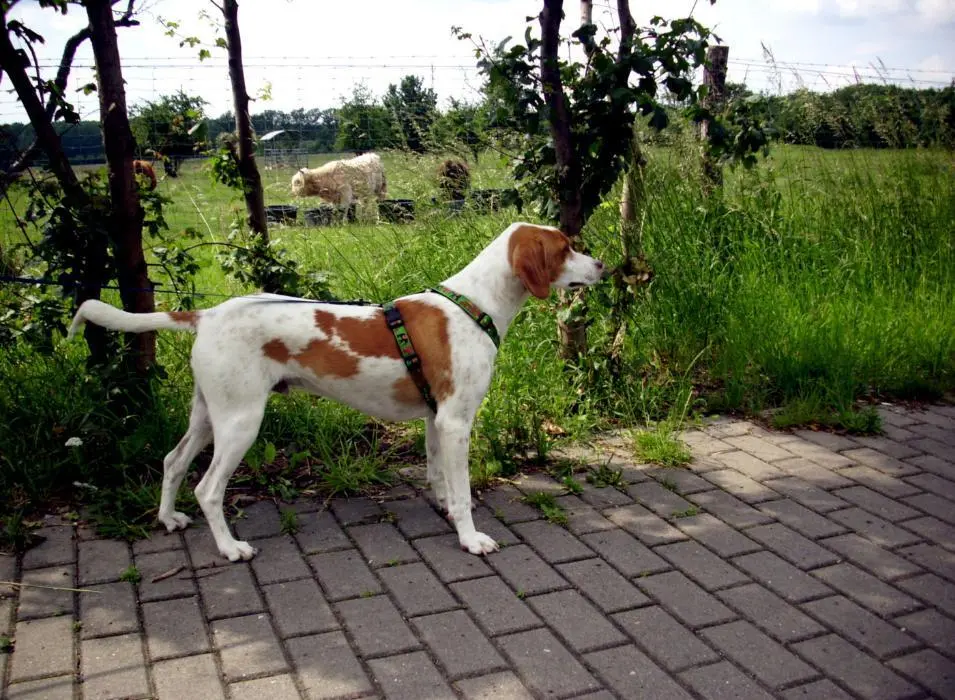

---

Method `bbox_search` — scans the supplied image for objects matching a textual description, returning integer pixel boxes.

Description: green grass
[521,491,569,527]
[1,143,953,529]
[633,421,693,468]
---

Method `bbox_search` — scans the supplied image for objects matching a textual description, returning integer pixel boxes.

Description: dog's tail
[68,300,200,340]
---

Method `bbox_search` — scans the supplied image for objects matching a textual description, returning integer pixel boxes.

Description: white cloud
[916,0,955,23]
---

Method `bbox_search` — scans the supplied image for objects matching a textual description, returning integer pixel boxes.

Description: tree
[383,75,438,153]
[130,90,207,177]
[336,84,399,152]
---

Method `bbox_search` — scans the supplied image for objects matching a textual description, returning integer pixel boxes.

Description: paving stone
[688,489,774,527]
[829,507,923,548]
[586,644,694,700]
[910,437,954,462]
[6,675,74,700]
[580,529,670,577]
[834,485,922,521]
[613,606,720,671]
[905,472,955,503]
[556,558,650,613]
[244,535,310,585]
[711,452,784,484]
[330,497,382,526]
[899,543,955,582]
[680,661,776,700]
[647,467,714,495]
[132,530,182,555]
[626,481,695,516]
[908,422,955,446]
[262,578,338,637]
[335,595,419,657]
[881,424,921,442]
[906,454,955,479]
[894,609,955,658]
[527,589,627,652]
[605,503,688,545]
[898,573,955,617]
[78,539,130,585]
[349,522,419,568]
[450,576,542,636]
[80,632,149,699]
[412,610,507,678]
[143,595,209,660]
[287,630,374,700]
[378,561,458,616]
[511,519,593,563]
[889,649,955,699]
[716,583,824,643]
[488,543,568,596]
[9,616,74,682]
[794,634,920,700]
[839,466,921,498]
[822,534,923,580]
[555,496,617,534]
[308,549,381,601]
[635,571,736,628]
[733,551,833,603]
[197,563,264,619]
[480,485,540,523]
[702,619,817,688]
[746,523,841,569]
[758,498,847,539]
[135,548,195,602]
[497,628,601,697]
[578,482,633,508]
[21,526,74,570]
[368,651,454,700]
[183,526,225,569]
[672,513,761,557]
[683,430,735,455]
[294,509,352,554]
[516,471,566,496]
[780,439,855,470]
[211,613,288,681]
[17,565,74,619]
[904,492,955,525]
[471,507,521,546]
[793,429,857,452]
[230,675,298,700]
[0,597,10,635]
[454,671,534,700]
[79,581,138,639]
[414,534,493,582]
[843,447,920,477]
[724,434,795,462]
[232,500,282,540]
[386,497,453,538]
[655,540,750,591]
[803,596,919,658]
[773,456,854,489]
[781,680,854,700]
[704,420,755,440]
[852,435,923,460]
[812,563,920,617]
[154,654,224,700]
[687,454,733,474]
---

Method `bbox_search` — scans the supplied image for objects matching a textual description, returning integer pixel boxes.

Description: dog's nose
[596,260,609,278]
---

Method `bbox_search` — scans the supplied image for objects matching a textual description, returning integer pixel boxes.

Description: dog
[68,222,604,561]
[132,160,157,191]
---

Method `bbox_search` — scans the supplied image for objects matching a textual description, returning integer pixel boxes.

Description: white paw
[220,540,257,562]
[159,511,192,532]
[460,531,499,556]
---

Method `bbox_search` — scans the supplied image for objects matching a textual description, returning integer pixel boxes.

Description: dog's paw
[221,540,257,562]
[460,531,499,556]
[159,511,192,532]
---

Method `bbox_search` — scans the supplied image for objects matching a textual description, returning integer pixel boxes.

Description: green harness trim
[383,287,501,414]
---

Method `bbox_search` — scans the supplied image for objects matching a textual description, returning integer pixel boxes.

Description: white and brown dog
[69,223,604,561]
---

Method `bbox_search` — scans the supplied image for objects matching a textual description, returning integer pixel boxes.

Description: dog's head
[507,223,605,299]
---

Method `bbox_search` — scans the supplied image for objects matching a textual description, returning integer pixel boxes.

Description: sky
[2,0,954,124]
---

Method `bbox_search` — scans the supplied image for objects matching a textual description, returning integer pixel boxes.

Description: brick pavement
[2,403,954,699]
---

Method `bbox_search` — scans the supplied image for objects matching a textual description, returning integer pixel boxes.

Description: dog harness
[383,285,501,414]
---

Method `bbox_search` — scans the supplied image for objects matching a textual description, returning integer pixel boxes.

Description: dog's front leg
[433,414,499,555]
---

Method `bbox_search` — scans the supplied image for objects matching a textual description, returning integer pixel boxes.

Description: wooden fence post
[701,45,729,190]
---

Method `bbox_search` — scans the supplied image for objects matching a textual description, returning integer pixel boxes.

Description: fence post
[700,45,729,191]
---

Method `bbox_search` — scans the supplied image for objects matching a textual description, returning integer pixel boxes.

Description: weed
[119,565,142,584]
[386,559,399,567]
[318,448,393,497]
[72,621,83,632]
[771,397,882,434]
[671,507,700,519]
[634,421,692,468]
[279,508,300,535]
[516,589,526,600]
[562,476,584,495]
[360,590,376,598]
[0,635,13,653]
[0,510,36,553]
[586,461,624,488]
[521,491,569,527]
[659,477,679,493]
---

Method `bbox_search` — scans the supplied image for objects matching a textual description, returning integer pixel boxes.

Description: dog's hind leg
[194,404,266,561]
[158,387,212,532]
[425,414,448,512]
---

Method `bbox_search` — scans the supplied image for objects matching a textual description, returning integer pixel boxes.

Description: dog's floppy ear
[510,232,551,299]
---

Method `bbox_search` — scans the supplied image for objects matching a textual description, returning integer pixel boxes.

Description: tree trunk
[700,45,729,191]
[86,0,155,376]
[221,0,271,260]
[0,10,110,365]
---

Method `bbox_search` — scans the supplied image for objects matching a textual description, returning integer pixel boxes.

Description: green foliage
[336,84,401,152]
[130,90,208,176]
[279,508,300,535]
[383,75,438,153]
[119,565,142,584]
[0,635,14,654]
[586,462,624,488]
[633,421,692,468]
[521,491,568,527]
[771,397,882,434]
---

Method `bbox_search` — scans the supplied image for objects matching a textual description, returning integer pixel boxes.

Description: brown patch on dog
[335,313,401,359]
[393,300,454,404]
[392,376,424,405]
[262,338,291,363]
[507,224,572,299]
[168,310,198,327]
[313,309,337,336]
[293,338,360,379]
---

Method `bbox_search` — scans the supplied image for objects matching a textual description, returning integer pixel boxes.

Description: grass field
[1,144,953,529]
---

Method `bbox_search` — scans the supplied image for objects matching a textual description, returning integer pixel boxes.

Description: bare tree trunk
[700,45,729,191]
[0,10,110,365]
[86,0,155,376]
[220,0,271,259]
